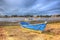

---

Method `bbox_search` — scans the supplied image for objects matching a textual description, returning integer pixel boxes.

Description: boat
[19,21,47,31]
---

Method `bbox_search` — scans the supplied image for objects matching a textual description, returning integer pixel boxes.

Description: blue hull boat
[19,21,47,31]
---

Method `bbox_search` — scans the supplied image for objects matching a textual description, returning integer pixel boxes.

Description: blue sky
[0,0,60,16]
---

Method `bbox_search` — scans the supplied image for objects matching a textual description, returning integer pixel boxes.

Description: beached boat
[20,21,47,31]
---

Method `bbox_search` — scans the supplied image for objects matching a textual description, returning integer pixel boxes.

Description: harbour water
[0,17,60,22]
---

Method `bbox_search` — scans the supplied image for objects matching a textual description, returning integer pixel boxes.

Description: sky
[0,0,60,16]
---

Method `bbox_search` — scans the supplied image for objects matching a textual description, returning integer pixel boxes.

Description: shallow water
[0,17,60,22]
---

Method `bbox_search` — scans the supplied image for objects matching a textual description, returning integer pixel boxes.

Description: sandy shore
[0,22,60,40]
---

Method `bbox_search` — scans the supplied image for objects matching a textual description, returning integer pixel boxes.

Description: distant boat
[19,21,47,31]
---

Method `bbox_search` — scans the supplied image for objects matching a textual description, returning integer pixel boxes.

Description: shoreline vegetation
[0,15,60,18]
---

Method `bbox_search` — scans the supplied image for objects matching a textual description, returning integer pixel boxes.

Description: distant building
[51,14,60,17]
[33,15,37,17]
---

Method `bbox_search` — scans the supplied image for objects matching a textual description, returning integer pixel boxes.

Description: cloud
[0,0,60,15]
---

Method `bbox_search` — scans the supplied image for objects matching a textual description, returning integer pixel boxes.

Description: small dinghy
[19,21,47,31]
